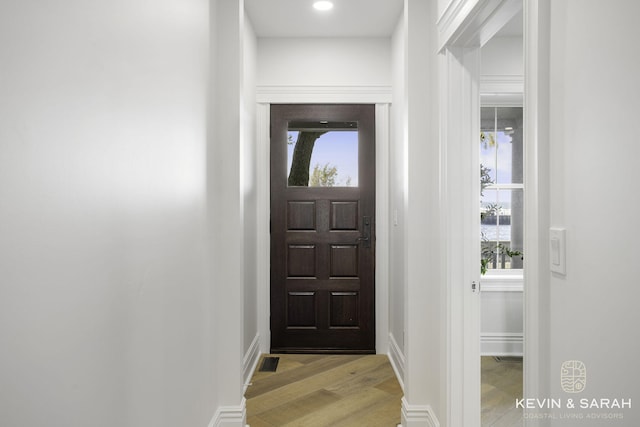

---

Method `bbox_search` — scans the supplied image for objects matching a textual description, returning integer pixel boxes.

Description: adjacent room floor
[481,356,523,427]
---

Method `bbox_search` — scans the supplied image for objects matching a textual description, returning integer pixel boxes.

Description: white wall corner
[388,332,406,391]
[208,398,247,427]
[243,334,261,394]
[401,398,440,427]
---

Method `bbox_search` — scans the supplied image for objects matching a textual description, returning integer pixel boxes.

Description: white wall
[389,10,407,369]
[543,0,640,424]
[402,0,444,425]
[0,0,215,426]
[481,36,523,76]
[209,0,247,421]
[257,38,391,87]
[242,12,259,364]
[480,287,523,356]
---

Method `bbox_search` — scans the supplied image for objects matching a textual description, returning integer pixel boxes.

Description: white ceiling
[244,0,404,38]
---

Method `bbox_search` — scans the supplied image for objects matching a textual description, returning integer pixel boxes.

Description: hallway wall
[0,1,215,426]
[544,0,640,423]
[399,0,444,424]
[242,10,259,367]
[389,11,407,369]
[481,36,523,76]
[256,37,391,87]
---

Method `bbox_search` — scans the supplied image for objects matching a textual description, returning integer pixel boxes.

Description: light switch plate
[549,227,566,275]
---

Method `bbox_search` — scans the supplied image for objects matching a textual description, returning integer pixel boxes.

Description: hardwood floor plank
[490,408,523,427]
[246,354,364,399]
[248,355,522,426]
[323,355,394,397]
[374,375,403,395]
[482,387,516,426]
[281,387,391,427]
[481,356,523,427]
[247,356,389,413]
[246,354,403,426]
[257,389,341,426]
[330,395,402,427]
[245,415,275,427]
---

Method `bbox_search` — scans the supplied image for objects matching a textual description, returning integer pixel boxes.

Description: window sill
[480,270,523,292]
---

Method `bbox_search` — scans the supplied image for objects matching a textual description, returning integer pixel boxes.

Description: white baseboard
[480,332,523,356]
[208,398,246,427]
[387,332,405,391]
[401,397,440,427]
[243,333,261,393]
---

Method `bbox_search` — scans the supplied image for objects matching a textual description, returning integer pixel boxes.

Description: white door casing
[437,0,545,425]
[254,87,392,356]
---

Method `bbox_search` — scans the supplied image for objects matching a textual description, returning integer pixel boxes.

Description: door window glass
[287,121,358,187]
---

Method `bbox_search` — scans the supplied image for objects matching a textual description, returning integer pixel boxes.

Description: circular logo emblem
[561,360,586,393]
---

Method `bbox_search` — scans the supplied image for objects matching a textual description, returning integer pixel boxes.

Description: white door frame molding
[438,0,522,51]
[522,1,551,425]
[440,45,482,427]
[438,0,546,425]
[255,86,392,356]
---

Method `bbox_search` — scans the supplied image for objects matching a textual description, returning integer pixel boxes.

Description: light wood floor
[245,354,402,427]
[481,356,523,427]
[245,354,522,426]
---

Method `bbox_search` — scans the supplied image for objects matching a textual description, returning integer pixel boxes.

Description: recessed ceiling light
[313,1,334,11]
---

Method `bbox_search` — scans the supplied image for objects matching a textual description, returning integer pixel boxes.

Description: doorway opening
[479,106,524,425]
[439,0,536,424]
[478,7,524,426]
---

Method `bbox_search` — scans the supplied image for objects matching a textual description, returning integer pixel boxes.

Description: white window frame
[480,105,524,278]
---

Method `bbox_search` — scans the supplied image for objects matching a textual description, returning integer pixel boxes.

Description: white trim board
[480,273,524,292]
[480,74,523,106]
[481,281,523,292]
[441,46,482,427]
[481,332,523,356]
[375,103,391,355]
[480,74,524,93]
[208,398,246,427]
[388,332,406,392]
[255,89,391,355]
[438,0,522,51]
[243,334,261,394]
[256,85,392,104]
[401,398,441,427]
[523,1,550,424]
[256,104,271,354]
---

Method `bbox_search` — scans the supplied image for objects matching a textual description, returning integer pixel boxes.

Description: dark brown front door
[270,104,376,353]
